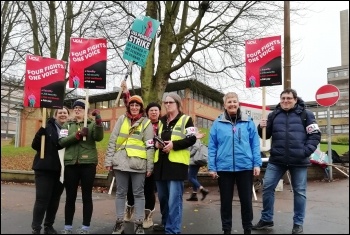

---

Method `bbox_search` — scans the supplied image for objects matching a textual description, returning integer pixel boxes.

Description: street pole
[284,1,291,89]
[327,106,333,180]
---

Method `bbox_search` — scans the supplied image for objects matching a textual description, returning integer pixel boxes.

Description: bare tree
[103,1,307,104]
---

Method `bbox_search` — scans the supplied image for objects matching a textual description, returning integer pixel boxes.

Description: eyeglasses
[280,97,294,101]
[163,101,175,105]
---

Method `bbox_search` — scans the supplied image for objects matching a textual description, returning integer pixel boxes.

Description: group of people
[30,86,321,235]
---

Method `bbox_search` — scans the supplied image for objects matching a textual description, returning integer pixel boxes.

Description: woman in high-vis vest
[105,95,154,235]
[152,92,197,234]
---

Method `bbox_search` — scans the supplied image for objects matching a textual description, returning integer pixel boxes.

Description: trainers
[252,220,274,230]
[61,229,72,234]
[292,224,303,234]
[44,226,57,234]
[200,188,209,200]
[76,228,90,234]
[32,229,41,234]
[123,205,134,222]
[153,224,165,231]
[134,221,145,234]
[112,220,124,234]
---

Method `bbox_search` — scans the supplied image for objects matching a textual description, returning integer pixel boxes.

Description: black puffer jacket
[31,118,63,172]
[258,98,321,166]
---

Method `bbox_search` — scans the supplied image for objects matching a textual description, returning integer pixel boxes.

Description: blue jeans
[188,165,201,191]
[261,163,308,225]
[156,180,184,234]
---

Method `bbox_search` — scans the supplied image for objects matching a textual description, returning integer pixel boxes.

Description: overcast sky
[239,1,349,106]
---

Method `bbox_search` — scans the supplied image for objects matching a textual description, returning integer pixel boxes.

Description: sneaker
[134,221,145,234]
[112,220,124,234]
[252,220,274,230]
[32,229,41,234]
[153,224,165,231]
[60,229,72,234]
[44,226,57,234]
[123,205,134,222]
[76,228,90,234]
[223,230,231,234]
[200,188,209,200]
[292,224,303,234]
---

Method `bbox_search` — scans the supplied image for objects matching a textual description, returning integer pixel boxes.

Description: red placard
[245,35,282,88]
[24,55,66,108]
[315,84,340,107]
[69,38,107,89]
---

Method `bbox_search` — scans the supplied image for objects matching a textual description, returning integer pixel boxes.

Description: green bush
[335,136,349,144]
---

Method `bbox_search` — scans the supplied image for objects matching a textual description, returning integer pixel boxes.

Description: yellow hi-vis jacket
[154,115,190,164]
[116,117,151,159]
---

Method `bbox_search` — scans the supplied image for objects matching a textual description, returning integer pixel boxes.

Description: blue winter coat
[208,110,262,172]
[258,98,321,166]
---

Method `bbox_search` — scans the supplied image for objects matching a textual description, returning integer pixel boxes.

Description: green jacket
[58,118,104,166]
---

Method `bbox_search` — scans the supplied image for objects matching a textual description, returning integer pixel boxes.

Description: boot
[134,220,145,234]
[186,192,198,201]
[143,209,154,229]
[123,204,134,222]
[200,188,209,201]
[112,219,124,234]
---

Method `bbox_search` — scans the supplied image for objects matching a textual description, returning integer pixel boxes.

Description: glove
[75,127,89,140]
[37,127,46,136]
[92,109,102,125]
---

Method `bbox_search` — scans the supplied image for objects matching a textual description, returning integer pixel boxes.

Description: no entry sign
[315,84,340,106]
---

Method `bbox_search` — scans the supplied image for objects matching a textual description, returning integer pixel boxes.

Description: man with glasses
[252,88,321,234]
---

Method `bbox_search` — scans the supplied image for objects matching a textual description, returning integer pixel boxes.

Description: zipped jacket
[208,110,261,172]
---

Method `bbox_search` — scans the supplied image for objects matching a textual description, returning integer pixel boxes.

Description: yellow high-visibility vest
[154,115,191,164]
[116,117,151,159]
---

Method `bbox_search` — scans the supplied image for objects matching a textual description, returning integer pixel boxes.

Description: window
[102,121,111,131]
[196,116,214,129]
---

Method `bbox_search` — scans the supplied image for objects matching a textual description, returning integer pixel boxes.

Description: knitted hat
[146,102,161,114]
[72,99,88,109]
[129,95,144,107]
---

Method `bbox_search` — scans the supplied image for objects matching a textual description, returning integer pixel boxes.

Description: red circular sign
[315,84,340,106]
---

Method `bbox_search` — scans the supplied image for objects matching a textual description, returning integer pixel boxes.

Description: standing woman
[59,99,104,234]
[186,131,210,202]
[153,92,197,234]
[105,95,155,234]
[208,92,262,234]
[31,107,70,234]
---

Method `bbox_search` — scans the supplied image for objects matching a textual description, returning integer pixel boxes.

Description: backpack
[193,142,208,167]
[270,109,307,129]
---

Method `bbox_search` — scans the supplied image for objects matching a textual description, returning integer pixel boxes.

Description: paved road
[1,178,349,234]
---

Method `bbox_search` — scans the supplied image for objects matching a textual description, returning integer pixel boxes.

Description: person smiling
[252,88,321,234]
[208,92,261,234]
[31,107,70,234]
[105,95,154,234]
[58,99,104,234]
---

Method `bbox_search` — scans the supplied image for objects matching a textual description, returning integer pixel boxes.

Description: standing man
[252,88,321,234]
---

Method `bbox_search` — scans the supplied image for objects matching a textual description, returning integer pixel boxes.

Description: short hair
[223,92,239,103]
[280,88,297,98]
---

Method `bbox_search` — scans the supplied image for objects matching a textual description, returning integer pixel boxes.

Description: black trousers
[64,164,96,227]
[32,170,64,230]
[218,170,253,231]
[127,174,156,210]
